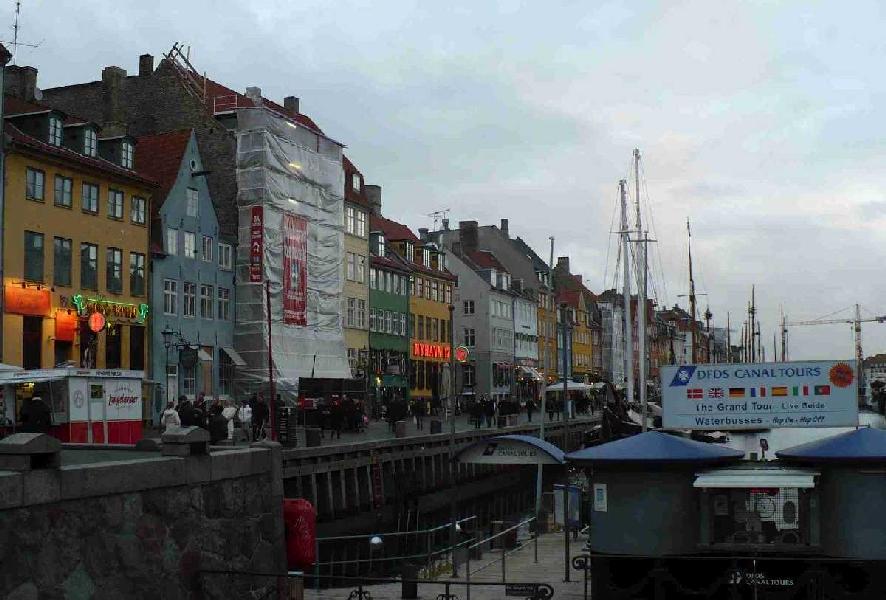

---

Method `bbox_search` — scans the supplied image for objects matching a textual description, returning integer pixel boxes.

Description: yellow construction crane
[784,304,886,402]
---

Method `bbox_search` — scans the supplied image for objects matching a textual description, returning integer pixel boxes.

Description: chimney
[245,86,262,105]
[442,218,450,231]
[5,65,37,101]
[459,221,479,254]
[138,54,154,77]
[500,218,509,237]
[364,184,382,215]
[101,66,128,137]
[556,256,570,273]
[418,228,429,241]
[451,241,462,255]
[284,96,300,115]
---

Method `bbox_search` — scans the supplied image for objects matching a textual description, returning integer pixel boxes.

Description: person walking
[222,399,237,441]
[252,396,269,441]
[526,397,535,423]
[20,396,51,434]
[161,401,181,433]
[177,395,193,427]
[208,404,228,445]
[237,401,253,442]
[414,396,426,431]
[330,397,344,440]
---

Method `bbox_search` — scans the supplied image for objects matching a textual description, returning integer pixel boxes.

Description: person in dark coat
[208,404,228,444]
[177,395,194,427]
[20,396,51,433]
[252,396,269,441]
[412,397,426,431]
[483,396,495,428]
[526,397,536,423]
[329,397,344,439]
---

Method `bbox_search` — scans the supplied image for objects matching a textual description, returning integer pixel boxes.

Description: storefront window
[105,324,122,369]
[182,365,196,396]
[129,326,145,371]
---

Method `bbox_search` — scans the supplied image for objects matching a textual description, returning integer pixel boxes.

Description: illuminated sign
[55,310,78,341]
[4,286,50,316]
[455,346,470,363]
[412,342,451,360]
[72,294,148,323]
[88,312,107,333]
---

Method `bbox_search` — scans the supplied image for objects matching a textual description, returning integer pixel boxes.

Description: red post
[266,280,277,441]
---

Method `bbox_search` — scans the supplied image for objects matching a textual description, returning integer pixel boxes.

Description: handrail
[317,514,477,543]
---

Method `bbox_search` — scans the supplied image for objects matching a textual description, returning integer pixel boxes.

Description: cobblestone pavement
[304,531,590,600]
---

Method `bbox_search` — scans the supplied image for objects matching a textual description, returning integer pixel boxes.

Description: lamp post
[162,326,175,407]
[448,302,458,578]
[560,302,571,583]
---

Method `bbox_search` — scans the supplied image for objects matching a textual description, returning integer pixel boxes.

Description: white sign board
[662,360,858,430]
[593,483,608,512]
[456,438,563,465]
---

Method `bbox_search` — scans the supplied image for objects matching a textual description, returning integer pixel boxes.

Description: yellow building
[558,290,593,381]
[342,157,370,378]
[537,282,558,384]
[2,97,155,370]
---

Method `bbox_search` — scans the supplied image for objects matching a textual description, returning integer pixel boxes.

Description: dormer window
[48,116,63,146]
[377,234,386,257]
[121,141,134,169]
[352,173,361,191]
[405,242,414,262]
[84,129,97,157]
[423,248,431,268]
[439,253,446,271]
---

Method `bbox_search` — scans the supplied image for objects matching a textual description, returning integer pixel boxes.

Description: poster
[249,205,264,283]
[662,360,858,430]
[282,213,308,325]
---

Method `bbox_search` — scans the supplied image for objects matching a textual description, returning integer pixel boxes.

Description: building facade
[343,157,370,378]
[2,75,154,373]
[137,130,237,417]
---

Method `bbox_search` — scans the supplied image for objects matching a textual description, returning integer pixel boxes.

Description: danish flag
[687,388,704,399]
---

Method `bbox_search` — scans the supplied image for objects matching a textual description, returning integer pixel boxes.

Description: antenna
[427,208,449,231]
[4,1,41,64]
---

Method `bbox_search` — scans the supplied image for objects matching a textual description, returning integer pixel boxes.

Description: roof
[455,434,565,465]
[371,213,419,243]
[776,427,886,462]
[566,431,745,464]
[557,290,583,309]
[6,123,156,188]
[371,254,411,274]
[343,155,371,209]
[512,236,550,273]
[468,250,508,273]
[4,95,92,127]
[135,129,192,204]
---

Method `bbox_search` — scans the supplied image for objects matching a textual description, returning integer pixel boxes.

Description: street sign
[455,345,470,363]
[662,360,858,430]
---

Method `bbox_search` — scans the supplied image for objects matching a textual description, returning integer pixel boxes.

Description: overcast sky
[12,0,886,362]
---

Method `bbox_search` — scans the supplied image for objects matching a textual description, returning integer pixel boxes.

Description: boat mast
[687,218,698,363]
[633,149,647,430]
[726,312,732,363]
[750,285,757,362]
[620,180,634,406]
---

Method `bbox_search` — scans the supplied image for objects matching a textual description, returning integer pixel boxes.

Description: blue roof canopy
[455,434,565,465]
[776,427,886,462]
[566,431,744,464]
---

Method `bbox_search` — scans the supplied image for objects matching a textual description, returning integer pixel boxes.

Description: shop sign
[55,310,78,342]
[88,312,106,333]
[282,212,308,325]
[455,345,470,363]
[412,342,451,360]
[71,294,148,323]
[4,285,50,316]
[250,205,264,283]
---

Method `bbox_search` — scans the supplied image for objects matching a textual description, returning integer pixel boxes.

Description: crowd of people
[161,392,270,444]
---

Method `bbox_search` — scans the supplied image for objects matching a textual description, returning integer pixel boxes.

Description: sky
[9,0,886,362]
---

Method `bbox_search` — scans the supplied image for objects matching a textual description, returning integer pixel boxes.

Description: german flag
[771,386,789,397]
[814,385,831,396]
[728,387,745,398]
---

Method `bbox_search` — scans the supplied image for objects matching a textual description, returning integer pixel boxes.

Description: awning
[518,366,542,381]
[220,346,247,367]
[198,349,213,362]
[546,380,592,393]
[693,468,819,489]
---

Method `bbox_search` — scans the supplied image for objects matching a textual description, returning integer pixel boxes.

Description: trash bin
[401,561,420,599]
[305,428,322,447]
[430,420,442,434]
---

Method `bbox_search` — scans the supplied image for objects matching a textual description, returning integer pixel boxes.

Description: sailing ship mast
[633,149,648,431]
[620,180,634,407]
[687,219,698,363]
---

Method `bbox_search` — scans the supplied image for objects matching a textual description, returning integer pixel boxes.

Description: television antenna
[428,208,450,231]
[3,1,42,64]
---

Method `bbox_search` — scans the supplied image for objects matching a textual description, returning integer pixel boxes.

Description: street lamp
[368,535,383,575]
[162,326,175,406]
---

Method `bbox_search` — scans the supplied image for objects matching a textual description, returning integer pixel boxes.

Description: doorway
[22,317,42,369]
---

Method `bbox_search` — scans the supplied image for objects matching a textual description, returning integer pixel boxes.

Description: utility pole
[620,180,634,405]
[633,149,648,430]
[266,280,276,441]
[560,302,571,583]
[0,44,12,361]
[780,308,787,362]
[448,303,458,577]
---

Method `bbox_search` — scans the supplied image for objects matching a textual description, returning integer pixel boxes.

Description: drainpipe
[0,45,13,362]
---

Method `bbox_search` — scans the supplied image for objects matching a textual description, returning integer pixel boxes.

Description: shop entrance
[22,316,42,369]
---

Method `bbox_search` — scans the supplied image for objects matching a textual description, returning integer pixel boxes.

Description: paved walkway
[304,531,589,600]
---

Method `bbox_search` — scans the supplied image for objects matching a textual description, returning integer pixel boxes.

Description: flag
[708,387,724,398]
[729,387,745,398]
[760,387,767,397]
[791,386,798,396]
[687,388,704,399]
[772,386,788,397]
[750,388,756,398]
[803,385,809,396]
[814,385,831,396]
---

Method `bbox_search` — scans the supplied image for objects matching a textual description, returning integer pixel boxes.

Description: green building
[368,220,412,415]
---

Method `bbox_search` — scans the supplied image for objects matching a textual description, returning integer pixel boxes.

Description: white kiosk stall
[0,368,144,444]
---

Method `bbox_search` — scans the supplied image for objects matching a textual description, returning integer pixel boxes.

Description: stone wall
[0,434,285,600]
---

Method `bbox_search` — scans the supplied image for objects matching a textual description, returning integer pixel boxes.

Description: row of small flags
[687,385,831,400]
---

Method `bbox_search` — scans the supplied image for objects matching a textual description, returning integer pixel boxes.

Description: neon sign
[412,342,451,360]
[72,294,149,323]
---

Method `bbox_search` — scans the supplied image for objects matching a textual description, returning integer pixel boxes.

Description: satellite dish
[33,87,43,101]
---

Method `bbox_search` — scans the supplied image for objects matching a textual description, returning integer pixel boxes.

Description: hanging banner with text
[662,360,858,430]
[249,205,264,283]
[282,213,308,326]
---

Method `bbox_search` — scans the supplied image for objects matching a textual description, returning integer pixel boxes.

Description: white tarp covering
[234,108,351,394]
[693,468,818,489]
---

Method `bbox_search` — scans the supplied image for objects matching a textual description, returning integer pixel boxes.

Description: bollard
[466,546,472,600]
[288,572,304,600]
[501,538,506,583]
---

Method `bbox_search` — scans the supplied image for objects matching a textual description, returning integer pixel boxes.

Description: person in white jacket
[161,401,181,433]
[237,401,253,442]
[222,399,238,440]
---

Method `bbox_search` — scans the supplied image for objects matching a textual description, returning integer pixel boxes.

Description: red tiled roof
[5,95,92,126]
[135,129,192,206]
[371,213,419,243]
[468,250,508,273]
[343,154,371,209]
[6,123,156,187]
[371,254,411,273]
[557,290,583,308]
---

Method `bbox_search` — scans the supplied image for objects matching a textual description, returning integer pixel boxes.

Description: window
[217,287,231,320]
[105,325,122,369]
[405,242,414,262]
[48,116,63,146]
[356,210,367,237]
[369,308,377,332]
[416,277,423,298]
[464,328,475,346]
[106,248,122,293]
[80,243,97,290]
[129,252,145,296]
[166,228,178,255]
[131,196,146,224]
[410,314,415,338]
[53,237,72,287]
[377,234,386,256]
[219,350,233,396]
[346,206,356,235]
[346,252,356,281]
[186,188,198,217]
[183,232,197,259]
[182,365,196,396]
[445,284,452,304]
[400,314,407,337]
[108,189,124,220]
[129,326,145,371]
[84,129,97,157]
[351,173,360,191]
[424,280,431,300]
[54,175,73,208]
[82,182,99,213]
[183,282,196,317]
[163,279,178,315]
[463,364,475,387]
[393,274,401,295]
[384,311,392,334]
[431,318,438,341]
[346,298,356,327]
[202,236,213,262]
[441,319,448,343]
[24,231,44,282]
[356,254,366,282]
[26,168,45,201]
[121,141,134,169]
[423,248,431,268]
[200,284,214,319]
[418,315,425,340]
[369,268,377,290]
[357,299,366,328]
[218,243,232,270]
[431,280,439,302]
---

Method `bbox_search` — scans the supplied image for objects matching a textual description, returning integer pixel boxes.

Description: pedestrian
[555,397,562,421]
[238,401,253,442]
[208,404,228,445]
[20,396,51,434]
[526,397,535,423]
[330,397,344,440]
[177,395,193,427]
[546,394,555,422]
[253,395,269,441]
[414,396,425,431]
[222,399,237,440]
[483,395,495,428]
[161,401,181,432]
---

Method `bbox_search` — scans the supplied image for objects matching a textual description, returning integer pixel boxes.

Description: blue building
[136,130,240,421]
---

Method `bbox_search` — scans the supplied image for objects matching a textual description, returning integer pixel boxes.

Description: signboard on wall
[249,205,264,283]
[4,286,50,316]
[662,360,858,430]
[282,213,308,325]
[105,380,142,421]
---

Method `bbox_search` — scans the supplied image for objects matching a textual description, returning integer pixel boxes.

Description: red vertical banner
[283,213,308,325]
[249,206,264,283]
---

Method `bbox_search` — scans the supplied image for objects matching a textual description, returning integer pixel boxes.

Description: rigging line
[805,306,853,323]
[602,185,619,293]
[639,158,669,308]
